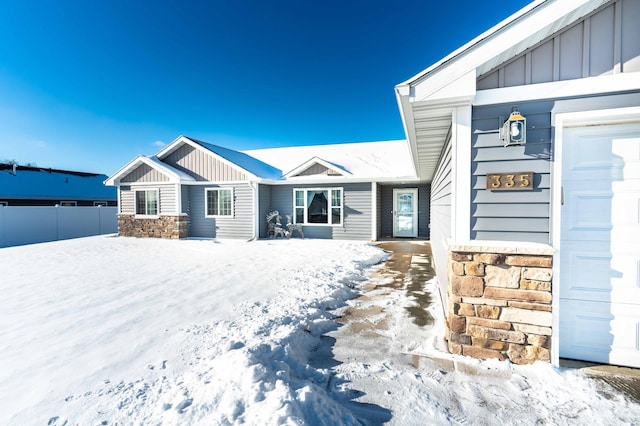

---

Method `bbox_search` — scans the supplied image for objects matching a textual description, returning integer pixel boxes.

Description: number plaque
[486,172,533,191]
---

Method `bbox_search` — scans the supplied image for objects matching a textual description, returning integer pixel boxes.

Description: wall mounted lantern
[501,108,526,147]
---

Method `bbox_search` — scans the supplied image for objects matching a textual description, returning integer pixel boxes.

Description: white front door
[559,122,640,367]
[393,188,418,238]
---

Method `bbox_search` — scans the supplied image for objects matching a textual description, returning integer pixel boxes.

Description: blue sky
[0,0,529,174]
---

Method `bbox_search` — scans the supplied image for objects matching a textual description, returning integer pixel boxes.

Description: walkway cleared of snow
[1,236,639,425]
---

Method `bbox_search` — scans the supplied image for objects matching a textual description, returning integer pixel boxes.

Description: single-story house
[106,0,639,369]
[396,0,639,367]
[105,137,430,241]
[0,164,117,207]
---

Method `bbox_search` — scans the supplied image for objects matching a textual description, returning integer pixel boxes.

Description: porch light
[501,108,526,147]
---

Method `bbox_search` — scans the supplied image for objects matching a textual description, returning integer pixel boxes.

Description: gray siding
[430,130,452,310]
[472,102,553,244]
[121,164,169,183]
[269,183,372,240]
[478,0,640,89]
[375,183,382,239]
[470,92,640,244]
[258,184,272,238]
[188,184,254,240]
[118,184,176,215]
[164,143,249,182]
[180,185,189,214]
[379,184,430,239]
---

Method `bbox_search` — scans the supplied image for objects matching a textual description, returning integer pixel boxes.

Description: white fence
[0,206,118,248]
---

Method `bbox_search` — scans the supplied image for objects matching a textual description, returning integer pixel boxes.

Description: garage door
[559,122,640,368]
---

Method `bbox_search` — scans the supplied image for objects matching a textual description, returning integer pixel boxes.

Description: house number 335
[486,172,533,191]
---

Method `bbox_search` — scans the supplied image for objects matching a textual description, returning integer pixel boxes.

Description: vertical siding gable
[295,163,342,176]
[164,143,249,182]
[121,163,169,183]
[477,0,638,89]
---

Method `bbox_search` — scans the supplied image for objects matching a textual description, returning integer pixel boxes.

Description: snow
[1,236,639,425]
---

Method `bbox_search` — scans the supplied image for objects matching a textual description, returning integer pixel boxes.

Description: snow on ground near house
[1,236,639,425]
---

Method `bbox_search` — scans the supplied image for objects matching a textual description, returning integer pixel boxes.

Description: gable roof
[245,140,416,182]
[395,0,612,181]
[284,157,352,178]
[1,164,116,200]
[157,135,283,180]
[104,155,195,186]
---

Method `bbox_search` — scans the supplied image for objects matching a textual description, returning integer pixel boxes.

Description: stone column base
[446,241,555,365]
[118,214,189,239]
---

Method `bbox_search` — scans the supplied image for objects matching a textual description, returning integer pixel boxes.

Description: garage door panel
[560,299,640,367]
[561,122,640,368]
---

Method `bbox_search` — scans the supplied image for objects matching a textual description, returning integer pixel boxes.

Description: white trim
[105,155,194,186]
[251,182,259,240]
[133,187,160,218]
[204,187,234,218]
[293,187,344,227]
[551,105,640,367]
[284,157,351,178]
[474,73,640,106]
[451,105,472,241]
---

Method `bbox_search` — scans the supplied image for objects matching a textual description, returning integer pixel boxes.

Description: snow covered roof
[245,139,417,182]
[104,155,196,186]
[188,138,283,180]
[0,164,116,200]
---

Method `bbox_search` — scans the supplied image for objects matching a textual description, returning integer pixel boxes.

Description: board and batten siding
[379,184,430,239]
[121,164,169,183]
[429,130,452,309]
[188,184,254,240]
[269,183,372,240]
[118,184,177,215]
[477,0,640,90]
[164,144,249,182]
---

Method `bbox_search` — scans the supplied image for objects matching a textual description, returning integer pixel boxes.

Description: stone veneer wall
[446,242,554,365]
[118,214,189,239]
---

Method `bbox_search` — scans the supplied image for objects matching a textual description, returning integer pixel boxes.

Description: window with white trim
[135,189,158,216]
[205,188,233,217]
[94,201,108,207]
[293,188,342,225]
[60,201,77,207]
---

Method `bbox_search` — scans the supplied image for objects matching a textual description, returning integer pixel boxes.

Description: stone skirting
[446,241,554,365]
[118,214,189,239]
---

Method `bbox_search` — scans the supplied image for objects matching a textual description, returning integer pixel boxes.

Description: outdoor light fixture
[501,108,526,147]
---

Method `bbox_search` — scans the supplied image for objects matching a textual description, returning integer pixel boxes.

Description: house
[105,136,430,241]
[0,163,117,206]
[396,0,640,367]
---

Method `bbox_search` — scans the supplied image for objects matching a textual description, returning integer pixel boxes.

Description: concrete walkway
[338,240,640,404]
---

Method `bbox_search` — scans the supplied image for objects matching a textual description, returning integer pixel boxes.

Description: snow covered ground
[1,236,639,425]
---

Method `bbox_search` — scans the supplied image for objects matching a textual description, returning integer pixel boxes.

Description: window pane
[331,190,341,207]
[295,207,304,224]
[220,190,231,216]
[308,190,328,223]
[146,191,158,215]
[207,190,218,216]
[332,207,341,225]
[295,190,304,207]
[136,191,146,215]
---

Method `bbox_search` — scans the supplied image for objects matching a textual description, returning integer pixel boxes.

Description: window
[293,188,342,225]
[94,201,108,207]
[206,188,233,217]
[135,189,158,216]
[0,201,7,206]
[59,201,77,207]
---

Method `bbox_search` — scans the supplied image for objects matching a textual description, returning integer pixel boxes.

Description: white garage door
[559,122,640,368]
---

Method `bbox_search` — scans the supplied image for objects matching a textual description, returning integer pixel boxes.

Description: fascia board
[405,0,606,103]
[155,135,189,158]
[104,155,146,186]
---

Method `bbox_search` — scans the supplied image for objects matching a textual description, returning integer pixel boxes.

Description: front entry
[559,121,640,368]
[393,188,418,238]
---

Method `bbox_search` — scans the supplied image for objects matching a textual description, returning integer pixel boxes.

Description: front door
[559,122,640,367]
[393,188,418,238]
